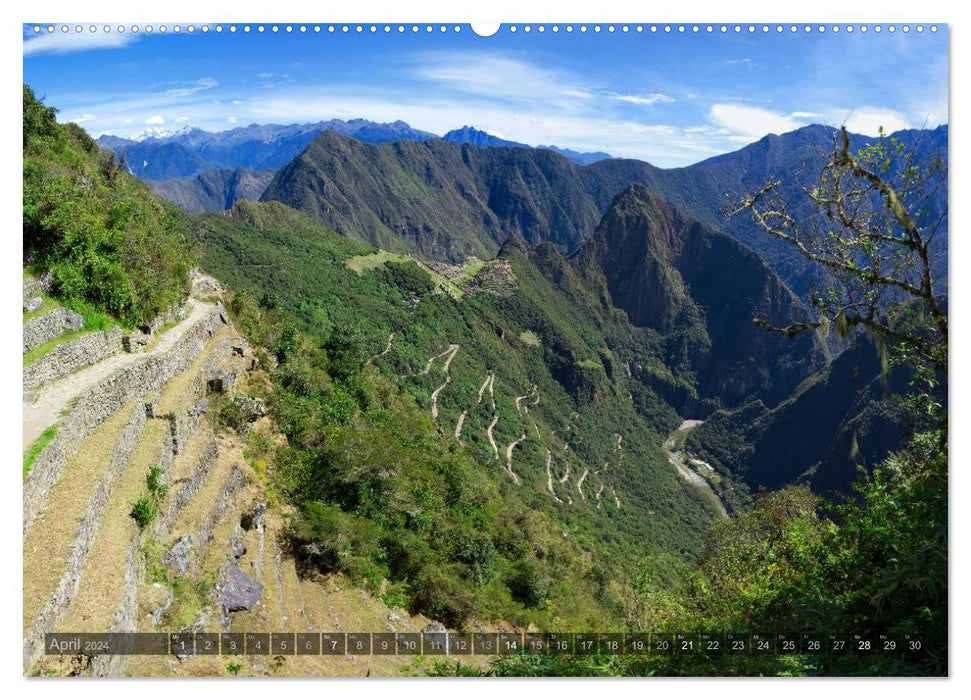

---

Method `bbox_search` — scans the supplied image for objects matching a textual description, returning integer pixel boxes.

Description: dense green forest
[23,86,947,676]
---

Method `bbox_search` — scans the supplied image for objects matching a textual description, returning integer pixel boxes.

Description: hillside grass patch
[23,425,56,480]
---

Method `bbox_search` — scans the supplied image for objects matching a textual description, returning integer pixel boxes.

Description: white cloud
[614,93,675,107]
[175,116,189,123]
[227,116,237,123]
[162,78,218,98]
[144,115,165,125]
[122,118,133,125]
[838,107,911,136]
[257,72,273,79]
[67,113,96,125]
[23,29,139,56]
[232,100,243,105]
[410,52,592,106]
[708,103,815,139]
[241,89,716,166]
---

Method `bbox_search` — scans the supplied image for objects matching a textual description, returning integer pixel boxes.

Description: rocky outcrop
[218,564,263,612]
[162,535,195,576]
[23,307,84,352]
[207,369,236,394]
[23,304,228,534]
[23,327,125,393]
[191,268,224,298]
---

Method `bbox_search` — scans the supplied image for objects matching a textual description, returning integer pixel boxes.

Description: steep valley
[22,84,943,677]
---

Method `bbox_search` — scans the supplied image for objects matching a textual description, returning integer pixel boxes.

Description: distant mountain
[261,130,605,260]
[571,185,828,408]
[442,125,612,165]
[585,124,949,297]
[539,144,612,165]
[442,125,528,149]
[97,119,439,179]
[145,168,275,213]
[259,124,947,297]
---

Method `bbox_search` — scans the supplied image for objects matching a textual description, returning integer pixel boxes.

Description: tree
[730,126,947,432]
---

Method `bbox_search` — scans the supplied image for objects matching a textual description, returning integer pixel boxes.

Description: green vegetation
[143,539,214,630]
[188,199,724,631]
[22,87,944,676]
[23,425,57,481]
[131,466,169,529]
[346,250,413,275]
[517,330,541,347]
[23,86,194,327]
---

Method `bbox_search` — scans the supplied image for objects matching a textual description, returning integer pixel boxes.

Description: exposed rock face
[208,369,236,394]
[218,564,263,612]
[161,535,195,576]
[23,307,84,352]
[191,268,224,298]
[242,502,266,532]
[191,398,210,419]
[572,184,828,409]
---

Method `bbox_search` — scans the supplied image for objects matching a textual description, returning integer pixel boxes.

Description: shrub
[23,85,194,327]
[130,496,158,529]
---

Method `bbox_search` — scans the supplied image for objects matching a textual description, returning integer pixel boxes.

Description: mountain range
[95,112,948,497]
[96,120,613,181]
[257,124,947,299]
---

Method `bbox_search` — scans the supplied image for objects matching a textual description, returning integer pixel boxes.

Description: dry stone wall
[23,304,228,534]
[24,327,125,393]
[23,307,83,352]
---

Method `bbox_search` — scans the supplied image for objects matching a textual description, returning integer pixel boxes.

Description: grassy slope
[186,200,722,629]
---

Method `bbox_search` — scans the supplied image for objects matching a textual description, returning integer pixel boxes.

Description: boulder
[62,309,83,332]
[208,369,235,394]
[242,502,267,532]
[161,535,194,576]
[423,621,447,634]
[23,297,43,313]
[191,398,210,419]
[219,564,263,612]
[190,268,223,297]
[123,331,150,352]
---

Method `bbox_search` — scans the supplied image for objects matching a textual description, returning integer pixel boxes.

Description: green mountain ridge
[571,184,829,409]
[260,125,947,301]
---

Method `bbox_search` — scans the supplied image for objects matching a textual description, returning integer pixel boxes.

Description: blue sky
[22,23,948,167]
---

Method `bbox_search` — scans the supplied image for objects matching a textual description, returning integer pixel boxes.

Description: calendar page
[21,18,948,679]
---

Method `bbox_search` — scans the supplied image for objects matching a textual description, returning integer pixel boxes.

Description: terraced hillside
[23,276,491,678]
